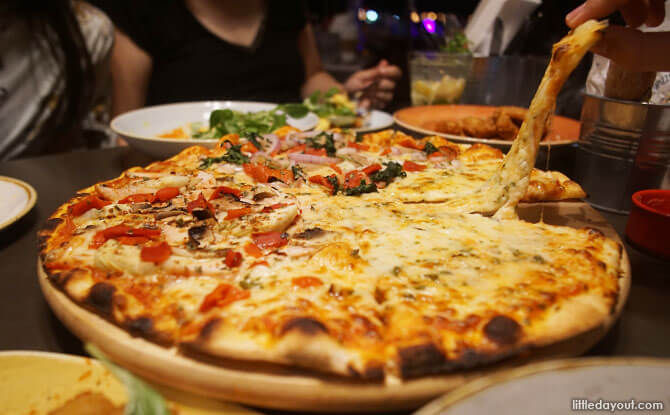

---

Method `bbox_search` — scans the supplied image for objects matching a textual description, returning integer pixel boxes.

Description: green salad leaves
[304,87,356,118]
[193,108,288,139]
[85,343,170,415]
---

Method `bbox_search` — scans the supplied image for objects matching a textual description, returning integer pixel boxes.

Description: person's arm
[297,23,343,99]
[109,28,153,116]
[566,0,670,71]
[297,23,402,108]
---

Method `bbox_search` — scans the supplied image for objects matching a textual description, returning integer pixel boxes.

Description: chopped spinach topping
[423,141,439,155]
[344,182,377,196]
[326,174,340,195]
[199,145,250,168]
[291,165,305,180]
[246,132,263,151]
[369,161,406,183]
[239,274,262,289]
[306,132,336,156]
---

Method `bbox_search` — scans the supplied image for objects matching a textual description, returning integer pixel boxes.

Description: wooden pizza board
[38,202,631,413]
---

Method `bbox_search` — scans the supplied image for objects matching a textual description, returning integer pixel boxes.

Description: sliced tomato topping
[304,148,327,157]
[199,283,250,312]
[292,276,323,288]
[140,241,172,264]
[243,242,263,258]
[344,170,366,189]
[286,144,307,154]
[91,224,160,248]
[380,147,392,156]
[118,193,154,204]
[116,236,151,245]
[399,138,424,150]
[361,163,382,176]
[225,207,253,220]
[44,262,71,270]
[130,228,162,237]
[309,175,336,194]
[186,193,214,215]
[70,196,111,217]
[262,203,289,212]
[403,160,427,172]
[245,163,292,184]
[153,186,180,203]
[269,168,294,184]
[244,163,268,183]
[225,250,243,268]
[100,224,134,239]
[329,163,343,175]
[209,186,242,200]
[252,231,288,250]
[347,142,370,151]
[435,146,458,161]
[240,142,259,154]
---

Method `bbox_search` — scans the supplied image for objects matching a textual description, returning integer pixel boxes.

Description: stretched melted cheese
[444,20,606,218]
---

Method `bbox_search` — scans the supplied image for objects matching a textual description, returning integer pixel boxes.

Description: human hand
[344,59,402,109]
[566,0,670,72]
[567,0,665,28]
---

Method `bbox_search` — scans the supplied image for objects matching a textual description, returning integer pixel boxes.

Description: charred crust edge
[126,316,154,337]
[84,282,116,317]
[37,217,64,254]
[280,317,328,337]
[198,317,223,342]
[483,315,522,345]
[397,343,447,378]
[361,362,384,381]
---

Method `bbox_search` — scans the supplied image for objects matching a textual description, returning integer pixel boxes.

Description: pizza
[39,21,623,381]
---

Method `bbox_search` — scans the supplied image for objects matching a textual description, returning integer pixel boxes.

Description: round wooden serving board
[393,105,580,147]
[38,202,630,413]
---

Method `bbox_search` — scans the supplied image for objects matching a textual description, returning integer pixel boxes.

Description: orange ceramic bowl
[625,189,670,259]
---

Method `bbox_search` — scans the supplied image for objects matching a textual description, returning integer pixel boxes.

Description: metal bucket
[575,93,670,214]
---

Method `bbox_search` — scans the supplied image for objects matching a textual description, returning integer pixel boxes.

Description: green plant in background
[442,32,471,54]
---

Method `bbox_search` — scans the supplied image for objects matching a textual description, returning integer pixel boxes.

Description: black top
[92,0,307,105]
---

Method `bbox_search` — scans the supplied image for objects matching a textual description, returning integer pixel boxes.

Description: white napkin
[465,0,541,57]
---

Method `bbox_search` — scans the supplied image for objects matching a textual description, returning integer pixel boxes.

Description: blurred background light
[366,9,379,23]
[357,8,366,21]
[422,18,436,33]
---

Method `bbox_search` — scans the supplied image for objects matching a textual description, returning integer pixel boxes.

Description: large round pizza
[38,20,626,406]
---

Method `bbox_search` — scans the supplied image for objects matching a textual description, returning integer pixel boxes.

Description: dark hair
[4,0,94,152]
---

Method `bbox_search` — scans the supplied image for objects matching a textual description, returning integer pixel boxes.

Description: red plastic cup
[625,189,670,259]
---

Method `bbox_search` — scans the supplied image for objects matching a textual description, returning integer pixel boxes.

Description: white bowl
[111,101,319,159]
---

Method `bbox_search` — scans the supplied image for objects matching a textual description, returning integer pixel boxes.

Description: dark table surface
[1,147,669,359]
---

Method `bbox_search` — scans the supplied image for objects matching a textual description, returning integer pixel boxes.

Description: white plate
[111,101,395,158]
[0,176,37,230]
[111,101,319,159]
[415,357,670,415]
[356,110,394,133]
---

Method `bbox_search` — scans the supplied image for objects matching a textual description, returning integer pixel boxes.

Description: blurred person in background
[91,0,402,117]
[0,0,114,160]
